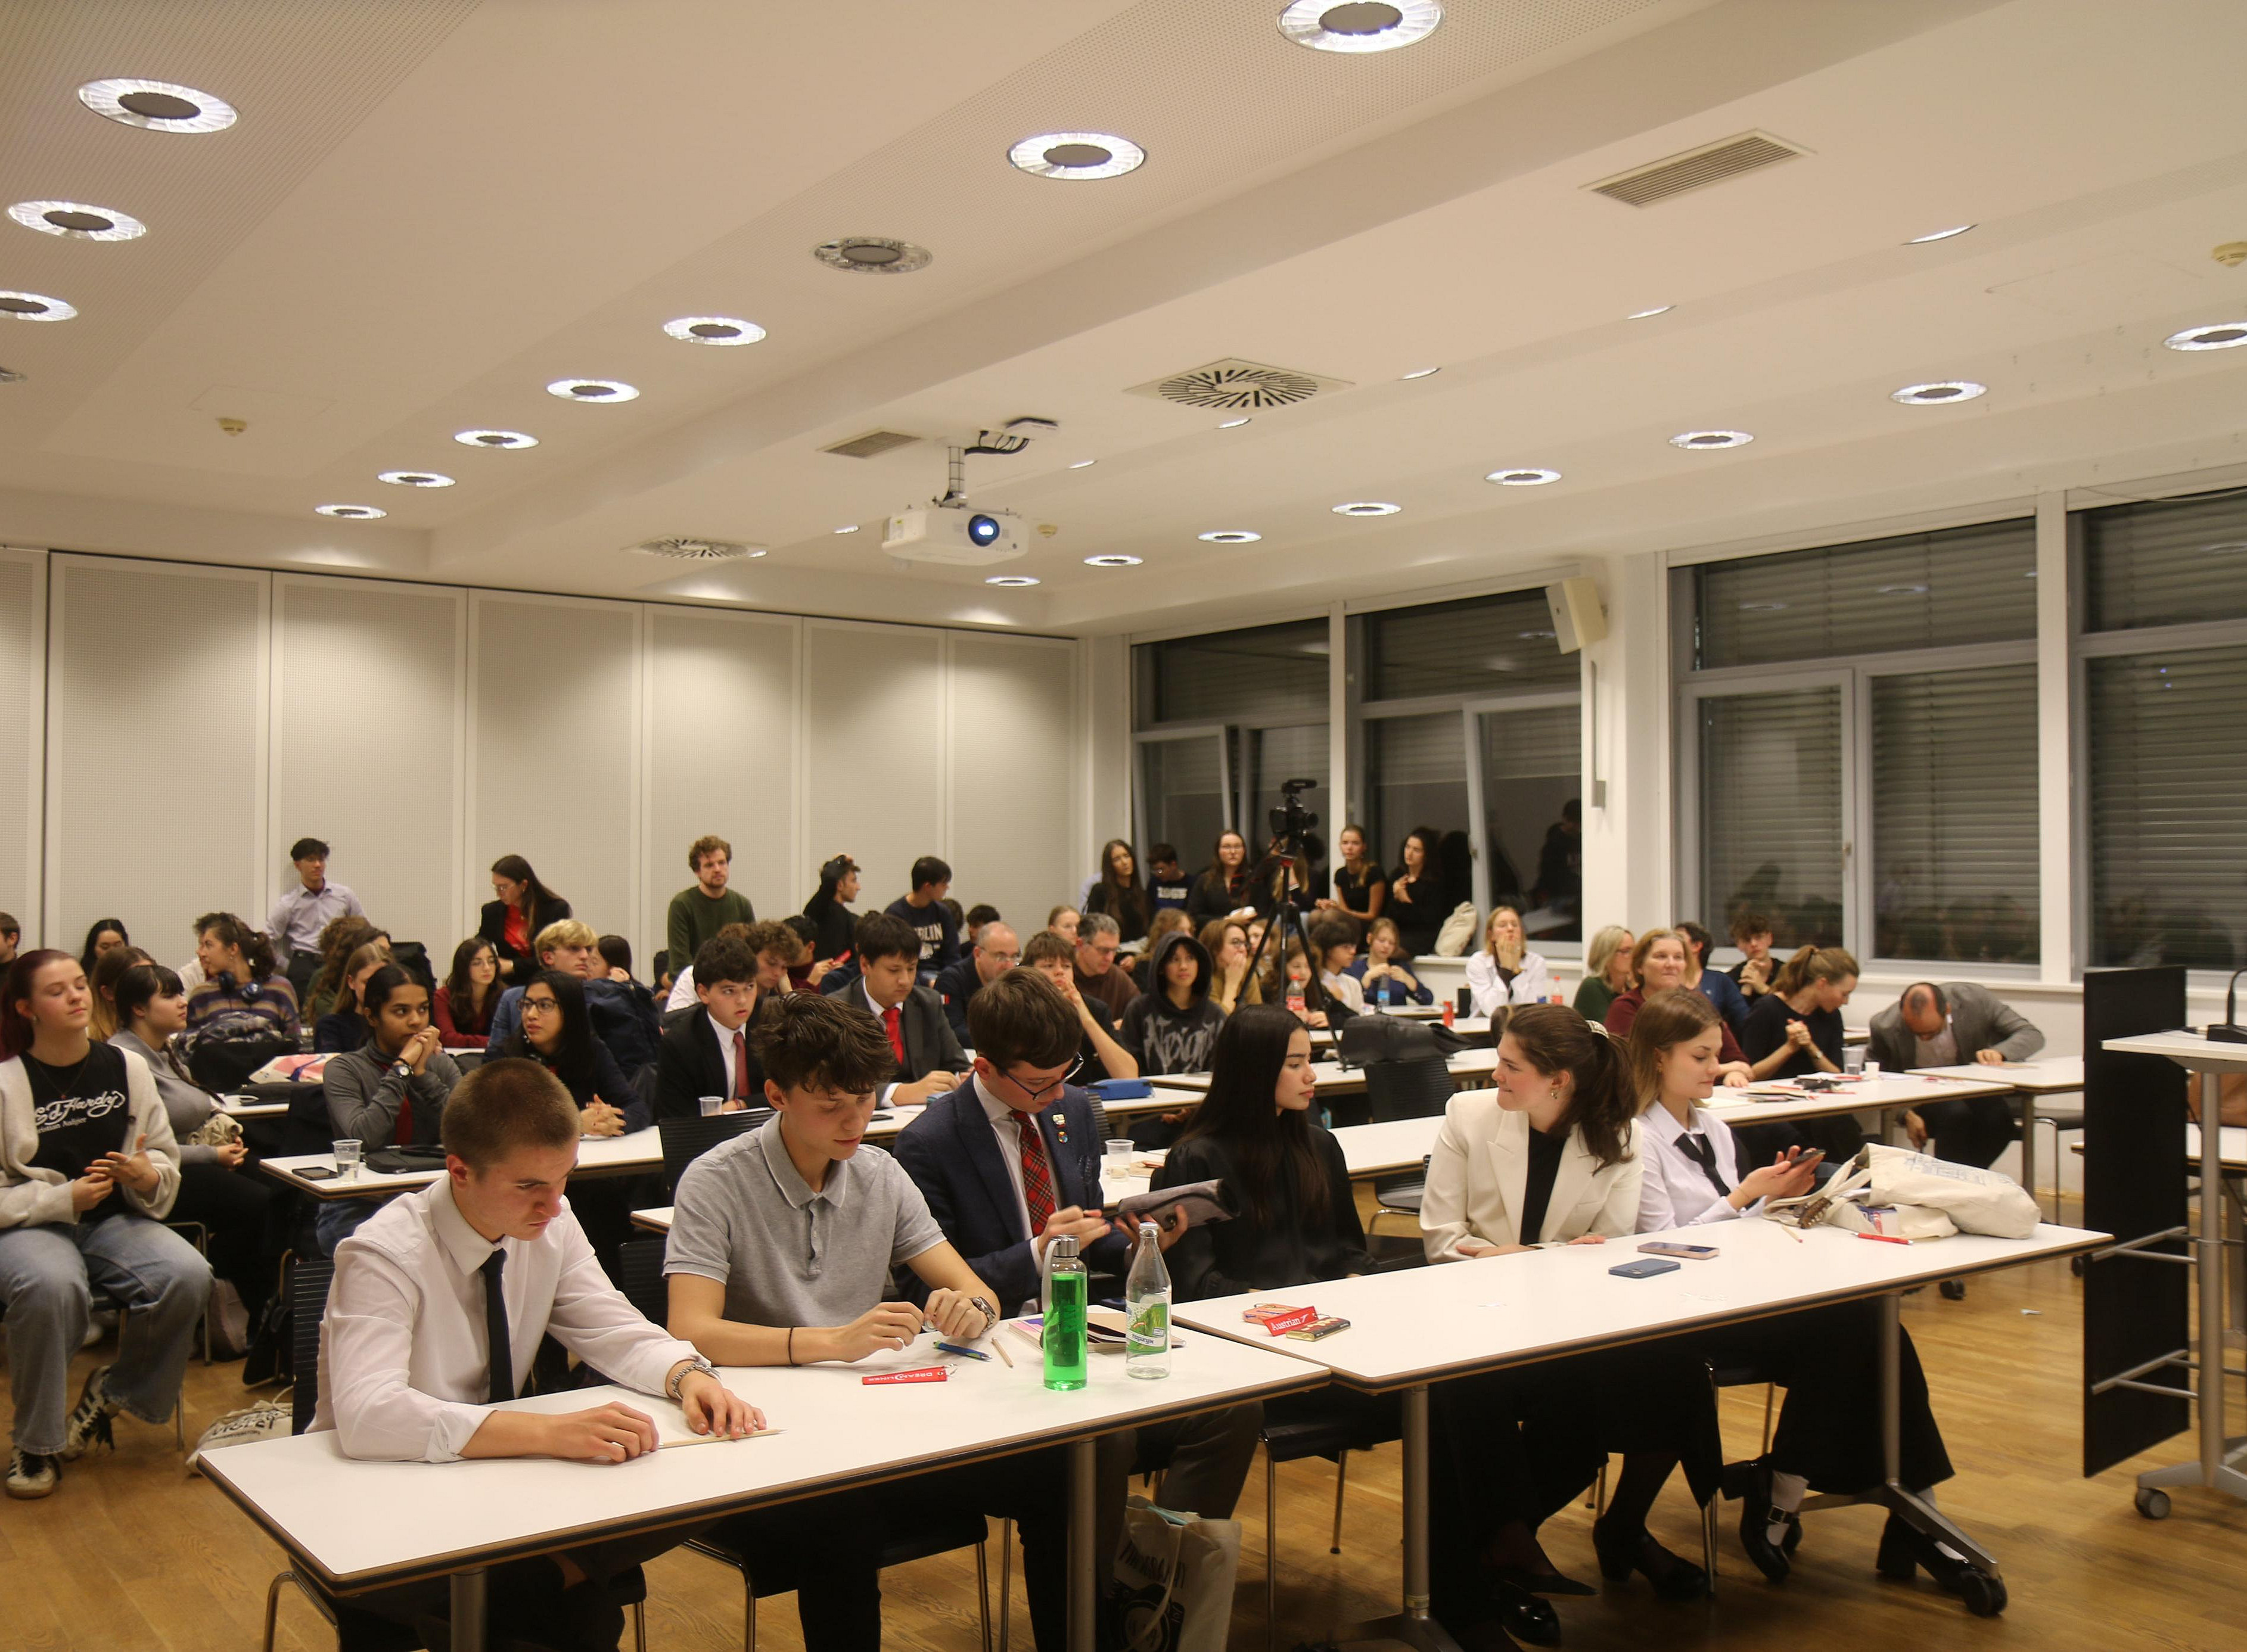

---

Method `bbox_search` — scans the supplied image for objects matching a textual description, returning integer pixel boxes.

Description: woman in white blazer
[1627,990,1959,1593]
[1462,906,1556,1018]
[1417,1006,1712,1644]
[1,949,209,1501]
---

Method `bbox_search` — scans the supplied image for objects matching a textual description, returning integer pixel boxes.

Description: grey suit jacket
[1866,981,2044,1074]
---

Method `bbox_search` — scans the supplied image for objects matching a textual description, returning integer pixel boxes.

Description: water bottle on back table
[1125,1220,1171,1380]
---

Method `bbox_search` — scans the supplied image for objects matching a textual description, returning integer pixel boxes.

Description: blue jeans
[0,1213,212,1454]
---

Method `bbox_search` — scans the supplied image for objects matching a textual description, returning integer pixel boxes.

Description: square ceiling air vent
[1586,130,1807,207]
[1126,357,1353,412]
[821,429,921,459]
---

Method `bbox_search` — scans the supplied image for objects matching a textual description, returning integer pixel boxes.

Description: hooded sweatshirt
[1118,932,1228,1077]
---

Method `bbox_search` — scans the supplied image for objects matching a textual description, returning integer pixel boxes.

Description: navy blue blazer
[893,1081,1129,1312]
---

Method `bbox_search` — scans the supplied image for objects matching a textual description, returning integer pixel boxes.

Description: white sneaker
[5,1448,59,1499]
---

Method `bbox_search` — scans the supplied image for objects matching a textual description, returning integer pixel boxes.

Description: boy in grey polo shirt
[666,993,1073,1651]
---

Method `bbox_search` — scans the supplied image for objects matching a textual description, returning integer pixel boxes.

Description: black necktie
[1677,1132,1732,1197]
[480,1250,514,1405]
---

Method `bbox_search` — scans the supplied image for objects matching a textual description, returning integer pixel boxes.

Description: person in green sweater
[667,835,756,970]
[1572,923,1636,1024]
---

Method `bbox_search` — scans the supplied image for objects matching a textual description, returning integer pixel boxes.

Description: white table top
[1172,1216,2106,1392]
[261,1126,663,1200]
[2072,1124,2247,1172]
[216,1094,288,1119]
[1909,1056,2084,1093]
[2102,1030,2247,1074]
[1154,1047,1500,1098]
[200,1332,1323,1592]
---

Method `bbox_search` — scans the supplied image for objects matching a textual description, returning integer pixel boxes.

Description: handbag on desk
[1766,1143,2040,1240]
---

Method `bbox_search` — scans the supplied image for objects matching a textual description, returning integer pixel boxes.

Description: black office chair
[1258,1390,1404,1650]
[691,1510,994,1652]
[658,1109,769,1198]
[1363,1055,1453,1234]
[616,1237,669,1327]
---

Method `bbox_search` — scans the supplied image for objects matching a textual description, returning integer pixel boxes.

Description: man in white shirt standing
[268,836,365,997]
[318,1056,759,1649]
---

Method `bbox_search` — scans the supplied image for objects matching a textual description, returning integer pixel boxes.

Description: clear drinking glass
[332,1138,363,1180]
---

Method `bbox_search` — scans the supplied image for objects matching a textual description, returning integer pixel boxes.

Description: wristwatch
[968,1295,999,1335]
[666,1354,716,1400]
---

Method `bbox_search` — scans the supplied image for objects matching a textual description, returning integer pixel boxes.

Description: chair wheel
[2135,1488,2170,1520]
[1957,1569,2006,1616]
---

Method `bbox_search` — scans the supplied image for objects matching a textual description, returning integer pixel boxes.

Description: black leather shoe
[1939,1279,1966,1301]
[1592,1518,1709,1601]
[1736,1462,1795,1583]
[1495,1582,1561,1647]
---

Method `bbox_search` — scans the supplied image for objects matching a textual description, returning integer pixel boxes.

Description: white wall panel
[804,621,944,919]
[47,556,266,965]
[273,575,465,956]
[469,594,640,947]
[0,550,44,942]
[644,608,799,956]
[949,633,1076,932]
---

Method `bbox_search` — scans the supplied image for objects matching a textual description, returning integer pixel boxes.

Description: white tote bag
[1112,1497,1242,1652]
[1767,1144,2039,1240]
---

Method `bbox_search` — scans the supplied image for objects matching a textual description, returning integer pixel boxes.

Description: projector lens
[969,514,1002,547]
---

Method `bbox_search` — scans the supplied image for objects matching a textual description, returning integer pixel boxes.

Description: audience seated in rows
[655,934,770,1121]
[1023,931,1139,1079]
[801,852,860,962]
[434,937,501,1049]
[883,855,961,972]
[185,913,300,1043]
[479,854,570,987]
[1345,914,1433,1007]
[931,919,1019,1044]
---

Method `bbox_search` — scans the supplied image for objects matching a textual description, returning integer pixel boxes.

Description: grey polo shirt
[664,1114,945,1329]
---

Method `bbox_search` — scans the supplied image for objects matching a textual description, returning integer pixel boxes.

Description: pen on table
[1777,1222,1804,1244]
[1856,1232,1910,1246]
[934,1342,990,1361]
[989,1334,1015,1368]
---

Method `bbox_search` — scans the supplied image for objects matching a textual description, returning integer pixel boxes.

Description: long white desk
[1909,1057,2084,1198]
[201,1332,1323,1652]
[1174,1217,2104,1645]
[1154,1047,1500,1099]
[260,1127,665,1200]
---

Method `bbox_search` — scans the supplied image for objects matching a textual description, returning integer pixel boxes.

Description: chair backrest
[1365,1054,1455,1124]
[658,1110,766,1197]
[616,1237,670,1327]
[291,1259,336,1436]
[1083,1091,1113,1143]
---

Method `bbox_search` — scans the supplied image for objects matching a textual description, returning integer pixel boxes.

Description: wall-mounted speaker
[1546,575,1607,653]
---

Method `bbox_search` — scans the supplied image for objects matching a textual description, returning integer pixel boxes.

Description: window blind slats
[1366,589,1576,701]
[1699,687,1844,947]
[1140,621,1328,724]
[1368,711,1468,873]
[1480,704,1582,935]
[2084,489,2247,633]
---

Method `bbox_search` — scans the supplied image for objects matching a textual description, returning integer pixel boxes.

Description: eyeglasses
[522,996,560,1014]
[993,1057,1087,1105]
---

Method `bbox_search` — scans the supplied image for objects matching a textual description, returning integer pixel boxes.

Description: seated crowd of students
[0,836,2042,1652]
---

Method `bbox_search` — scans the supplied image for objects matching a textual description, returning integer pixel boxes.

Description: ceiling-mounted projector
[882,505,1025,565]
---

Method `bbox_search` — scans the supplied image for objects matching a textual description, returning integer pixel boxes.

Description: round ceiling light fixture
[986,574,1042,587]
[1199,530,1261,543]
[453,428,537,449]
[1068,459,1097,469]
[1007,132,1145,181]
[8,200,147,241]
[663,315,764,346]
[813,236,932,274]
[833,524,860,534]
[1891,379,1986,405]
[2164,321,2247,351]
[1332,500,1400,516]
[0,290,75,321]
[77,77,238,133]
[1217,417,1253,430]
[1907,223,1975,244]
[314,503,384,520]
[1670,429,1753,450]
[1084,553,1143,568]
[1279,1,1444,54]
[377,470,455,488]
[1627,304,1674,319]
[1487,467,1561,486]
[546,377,639,403]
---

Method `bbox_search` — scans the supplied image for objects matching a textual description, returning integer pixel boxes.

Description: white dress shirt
[710,1009,748,1097]
[313,1175,700,1463]
[1634,1102,1761,1232]
[1320,970,1366,1013]
[974,1074,1035,1240]
[1464,949,1557,1016]
[666,965,699,1015]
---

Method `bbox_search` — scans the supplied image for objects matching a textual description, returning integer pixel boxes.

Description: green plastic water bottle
[1043,1234,1089,1392]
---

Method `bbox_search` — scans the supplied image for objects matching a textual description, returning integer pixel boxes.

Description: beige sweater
[0,1047,182,1230]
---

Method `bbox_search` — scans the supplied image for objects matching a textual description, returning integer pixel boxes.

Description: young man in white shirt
[655,933,768,1118]
[318,1057,759,1648]
[852,912,967,1107]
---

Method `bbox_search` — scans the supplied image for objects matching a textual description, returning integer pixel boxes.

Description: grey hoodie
[1118,932,1227,1077]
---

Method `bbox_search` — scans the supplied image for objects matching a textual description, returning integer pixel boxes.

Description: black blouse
[1516,1124,1570,1246]
[1387,871,1445,957]
[1329,863,1387,919]
[1151,1127,1375,1301]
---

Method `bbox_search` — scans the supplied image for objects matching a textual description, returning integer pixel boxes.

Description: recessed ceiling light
[1006,132,1145,181]
[1199,531,1262,543]
[1907,224,1975,244]
[1400,367,1441,380]
[1891,379,1987,405]
[1217,417,1253,430]
[547,377,639,403]
[77,77,238,133]
[813,237,933,274]
[1279,1,1444,54]
[1487,467,1561,486]
[1068,459,1097,469]
[1670,430,1752,450]
[0,291,74,321]
[377,470,454,488]
[1627,304,1674,319]
[833,524,860,534]
[1332,501,1400,516]
[663,315,765,346]
[314,503,384,520]
[453,428,537,449]
[986,574,1042,587]
[2164,321,2247,352]
[1084,554,1143,567]
[8,200,146,241]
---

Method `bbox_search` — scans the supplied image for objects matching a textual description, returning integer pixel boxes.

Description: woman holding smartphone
[1628,990,1959,1591]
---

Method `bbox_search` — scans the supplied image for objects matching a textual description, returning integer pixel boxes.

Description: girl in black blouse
[1184,830,1263,927]
[501,970,635,1131]
[1387,826,1446,958]
[1081,838,1152,945]
[1317,823,1387,925]
[1737,945,1864,1170]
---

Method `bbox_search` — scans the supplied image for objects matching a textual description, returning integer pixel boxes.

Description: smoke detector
[628,537,765,561]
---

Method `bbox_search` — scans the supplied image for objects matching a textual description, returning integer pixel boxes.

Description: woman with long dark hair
[1387,826,1446,958]
[1082,839,1151,945]
[313,942,389,1054]
[1185,830,1263,927]
[184,913,299,1040]
[433,937,500,1049]
[502,969,635,1131]
[303,915,383,1022]
[77,919,129,978]
[477,854,570,984]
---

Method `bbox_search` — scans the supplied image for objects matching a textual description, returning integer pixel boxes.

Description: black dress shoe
[1736,1461,1796,1583]
[1591,1518,1709,1601]
[1938,1279,1966,1301]
[1495,1582,1561,1647]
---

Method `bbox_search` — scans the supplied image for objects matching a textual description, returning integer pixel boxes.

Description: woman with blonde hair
[1603,929,1749,1086]
[86,945,153,1044]
[1465,906,1555,1016]
[1572,925,1633,1023]
[1344,916,1432,1008]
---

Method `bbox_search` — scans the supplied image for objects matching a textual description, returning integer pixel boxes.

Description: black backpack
[182,1012,299,1091]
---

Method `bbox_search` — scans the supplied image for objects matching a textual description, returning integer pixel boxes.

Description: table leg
[1067,1436,1097,1652]
[1870,1293,1998,1572]
[450,1568,487,1652]
[1393,1385,1460,1652]
[2018,1094,2038,1211]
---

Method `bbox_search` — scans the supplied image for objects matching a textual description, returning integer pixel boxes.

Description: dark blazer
[477,894,572,984]
[892,984,966,1084]
[893,1081,1127,1312]
[932,957,984,1044]
[1866,982,2044,1074]
[654,1006,767,1120]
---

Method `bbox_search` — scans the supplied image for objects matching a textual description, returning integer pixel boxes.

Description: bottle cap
[1050,1234,1079,1259]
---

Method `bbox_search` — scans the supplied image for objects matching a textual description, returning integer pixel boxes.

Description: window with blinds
[1138,734,1231,869]
[1138,620,1328,724]
[1247,723,1329,864]
[1364,589,1577,701]
[2083,487,2247,632]
[1689,518,2035,671]
[2086,645,2247,970]
[1478,703,1581,935]
[1870,664,2038,963]
[1698,687,1844,947]
[1367,711,1468,873]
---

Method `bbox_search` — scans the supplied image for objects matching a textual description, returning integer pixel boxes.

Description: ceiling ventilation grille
[1127,357,1353,411]
[1586,130,1807,207]
[629,536,759,561]
[821,428,921,459]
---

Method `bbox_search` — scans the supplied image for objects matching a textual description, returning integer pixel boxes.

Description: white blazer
[1464,950,1556,1016]
[1419,1089,1643,1261]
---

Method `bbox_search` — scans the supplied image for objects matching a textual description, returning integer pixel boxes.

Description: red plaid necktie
[883,1003,906,1066]
[1015,1113,1055,1231]
[732,1029,749,1102]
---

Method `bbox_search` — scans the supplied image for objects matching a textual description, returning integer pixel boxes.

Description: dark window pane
[1699,687,1843,947]
[1366,590,1576,701]
[1478,705,1581,941]
[1137,620,1328,723]
[2084,487,2247,633]
[1368,711,1468,884]
[1138,735,1230,872]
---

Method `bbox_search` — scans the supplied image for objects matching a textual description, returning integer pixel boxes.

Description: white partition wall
[46,555,268,962]
[273,575,466,956]
[643,608,800,946]
[0,550,44,941]
[805,620,946,916]
[949,633,1077,932]
[469,594,642,947]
